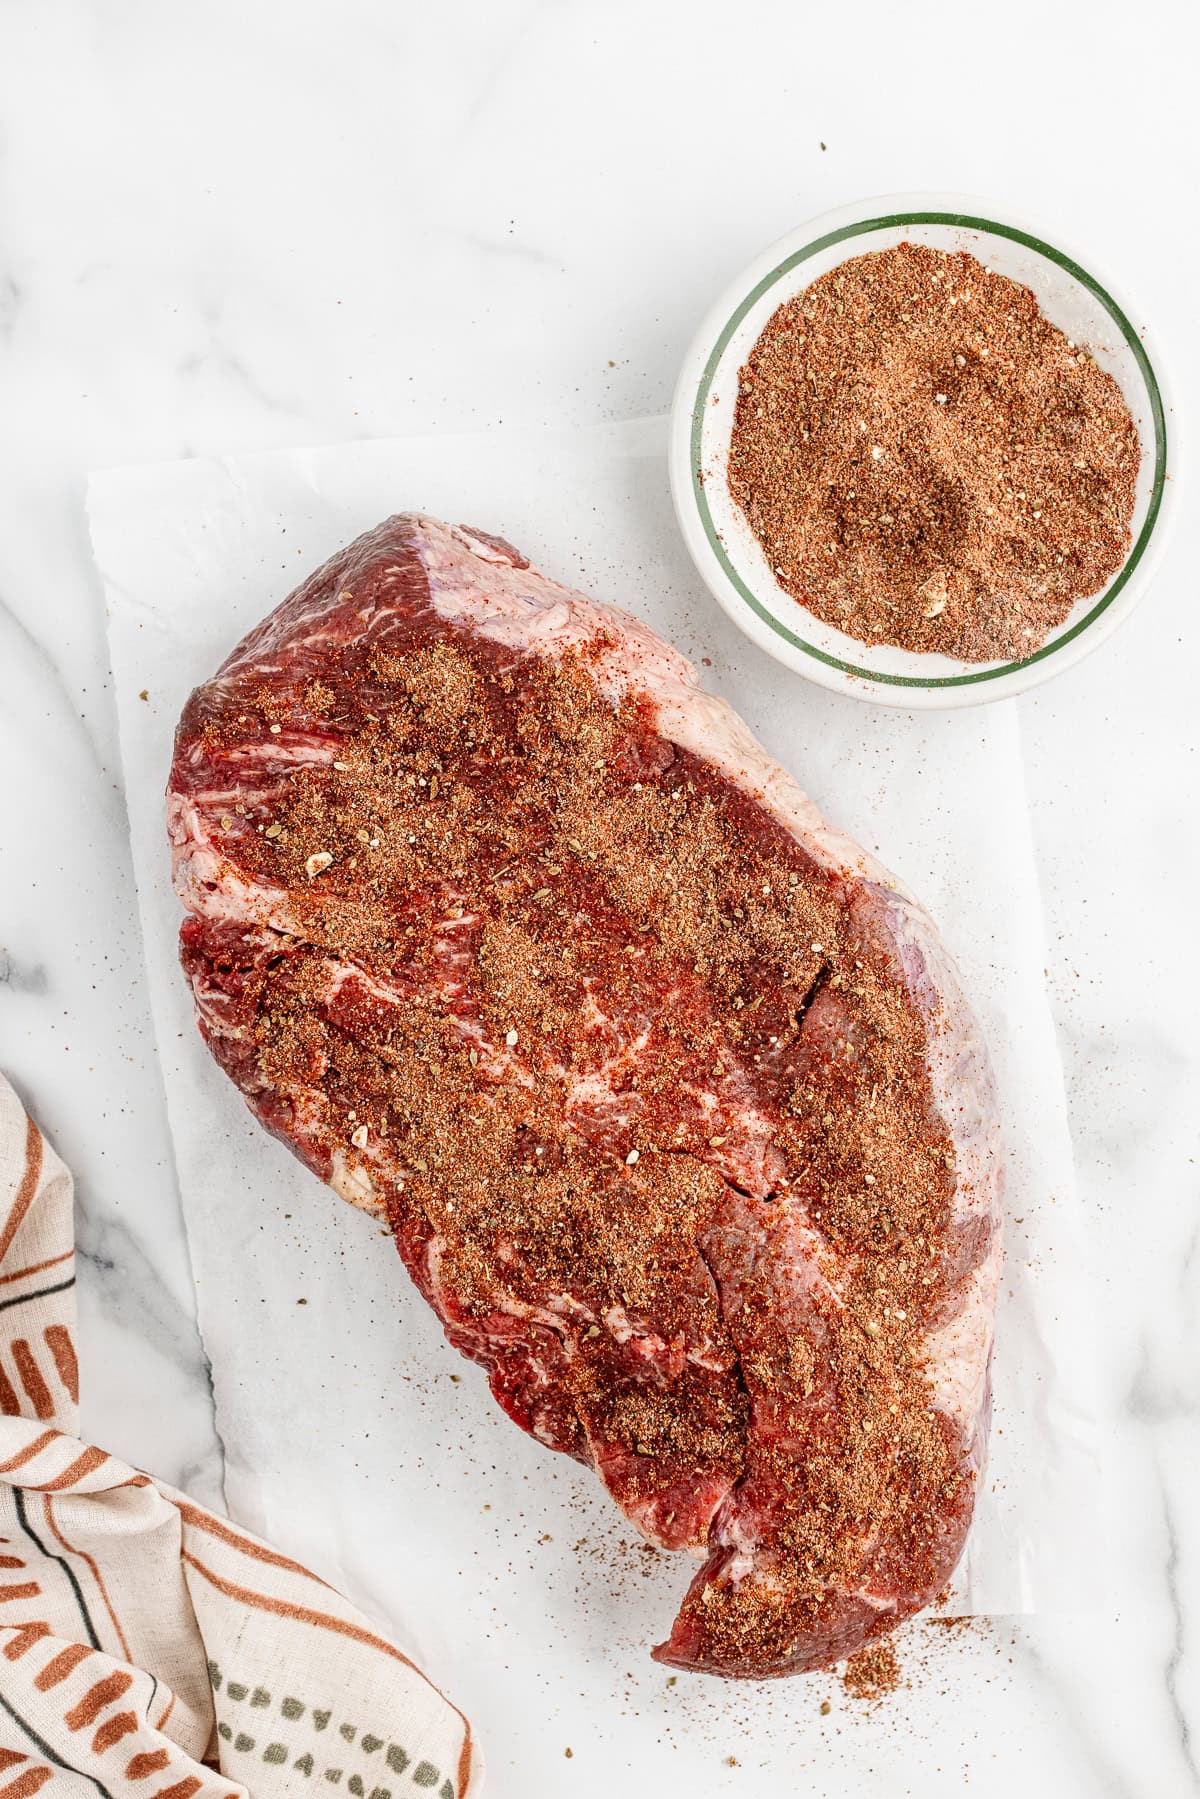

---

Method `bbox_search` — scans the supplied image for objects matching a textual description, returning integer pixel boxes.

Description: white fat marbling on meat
[168,791,309,934]
[329,1145,383,1213]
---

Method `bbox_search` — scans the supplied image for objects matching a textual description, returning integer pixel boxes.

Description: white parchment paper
[90,418,1100,1791]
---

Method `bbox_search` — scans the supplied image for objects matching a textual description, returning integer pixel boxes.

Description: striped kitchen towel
[0,1073,481,1798]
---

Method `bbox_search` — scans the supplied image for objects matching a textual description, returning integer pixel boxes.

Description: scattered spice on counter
[727,242,1140,662]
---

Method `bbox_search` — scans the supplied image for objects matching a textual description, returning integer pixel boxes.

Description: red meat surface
[168,514,1002,1678]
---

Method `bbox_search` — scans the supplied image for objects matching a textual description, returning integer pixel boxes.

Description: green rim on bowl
[690,212,1168,689]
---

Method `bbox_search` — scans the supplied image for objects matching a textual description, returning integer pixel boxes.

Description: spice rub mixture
[170,517,1000,1676]
[727,241,1140,662]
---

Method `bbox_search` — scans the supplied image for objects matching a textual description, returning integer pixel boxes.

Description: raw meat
[168,514,1002,1679]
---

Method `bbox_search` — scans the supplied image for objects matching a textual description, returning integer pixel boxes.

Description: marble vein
[1163,1479,1198,1790]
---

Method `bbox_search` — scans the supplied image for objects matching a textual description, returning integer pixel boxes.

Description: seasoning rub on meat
[168,514,1003,1678]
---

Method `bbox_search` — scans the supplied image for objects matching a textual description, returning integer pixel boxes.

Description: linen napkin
[0,1072,480,1799]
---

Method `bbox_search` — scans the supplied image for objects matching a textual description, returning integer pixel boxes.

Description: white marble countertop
[0,3,1196,1792]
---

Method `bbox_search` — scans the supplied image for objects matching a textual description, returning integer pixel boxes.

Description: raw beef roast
[168,514,1002,1678]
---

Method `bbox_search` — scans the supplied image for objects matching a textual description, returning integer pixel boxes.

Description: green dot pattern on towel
[210,1671,449,1795]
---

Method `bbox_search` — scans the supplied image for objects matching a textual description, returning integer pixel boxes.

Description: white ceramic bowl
[669,194,1176,707]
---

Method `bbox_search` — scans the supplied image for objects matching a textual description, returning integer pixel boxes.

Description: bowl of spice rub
[670,194,1174,704]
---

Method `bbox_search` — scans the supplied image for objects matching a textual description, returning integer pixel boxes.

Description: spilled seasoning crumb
[842,1638,902,1700]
